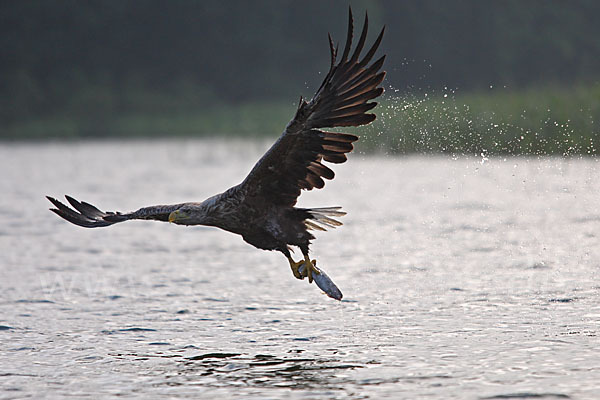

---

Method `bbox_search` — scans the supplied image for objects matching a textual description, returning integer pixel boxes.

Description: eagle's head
[168,203,207,226]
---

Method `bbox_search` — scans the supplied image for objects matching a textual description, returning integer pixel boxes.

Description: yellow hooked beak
[169,209,191,223]
[168,210,179,223]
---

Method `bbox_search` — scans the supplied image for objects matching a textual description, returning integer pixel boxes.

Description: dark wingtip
[327,33,336,65]
[46,195,64,209]
[378,26,386,46]
[65,195,79,208]
[340,5,354,62]
[46,194,115,228]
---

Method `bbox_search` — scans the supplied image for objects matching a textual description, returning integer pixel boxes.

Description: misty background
[2,0,599,154]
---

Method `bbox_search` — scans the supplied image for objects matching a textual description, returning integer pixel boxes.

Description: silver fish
[298,263,343,301]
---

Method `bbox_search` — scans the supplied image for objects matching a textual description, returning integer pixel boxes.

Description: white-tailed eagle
[47,8,385,300]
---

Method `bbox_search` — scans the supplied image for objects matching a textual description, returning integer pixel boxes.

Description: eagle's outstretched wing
[47,195,184,228]
[240,8,385,207]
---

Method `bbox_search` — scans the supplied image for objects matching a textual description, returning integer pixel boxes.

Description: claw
[288,256,321,283]
[300,257,321,284]
[288,257,305,280]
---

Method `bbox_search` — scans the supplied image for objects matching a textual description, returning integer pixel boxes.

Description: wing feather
[308,161,335,180]
[339,8,354,62]
[47,196,185,228]
[240,8,385,207]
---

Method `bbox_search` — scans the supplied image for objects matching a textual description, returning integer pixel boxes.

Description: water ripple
[3,144,600,399]
[480,393,571,399]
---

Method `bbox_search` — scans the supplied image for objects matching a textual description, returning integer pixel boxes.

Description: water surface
[1,140,599,399]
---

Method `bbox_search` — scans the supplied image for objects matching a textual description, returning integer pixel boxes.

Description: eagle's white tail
[304,207,346,231]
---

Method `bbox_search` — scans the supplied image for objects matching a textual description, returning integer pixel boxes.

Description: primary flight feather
[47,8,386,300]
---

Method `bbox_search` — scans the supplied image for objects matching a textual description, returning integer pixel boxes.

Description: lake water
[1,140,599,399]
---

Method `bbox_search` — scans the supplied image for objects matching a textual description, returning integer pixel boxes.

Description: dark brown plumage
[47,8,385,299]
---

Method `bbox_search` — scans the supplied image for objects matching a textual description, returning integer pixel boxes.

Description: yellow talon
[304,256,321,283]
[288,257,304,280]
[288,255,320,283]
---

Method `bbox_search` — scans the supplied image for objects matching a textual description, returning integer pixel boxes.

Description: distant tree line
[1,0,599,136]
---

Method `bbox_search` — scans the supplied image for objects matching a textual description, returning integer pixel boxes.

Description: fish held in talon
[46,7,385,301]
[299,262,343,301]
